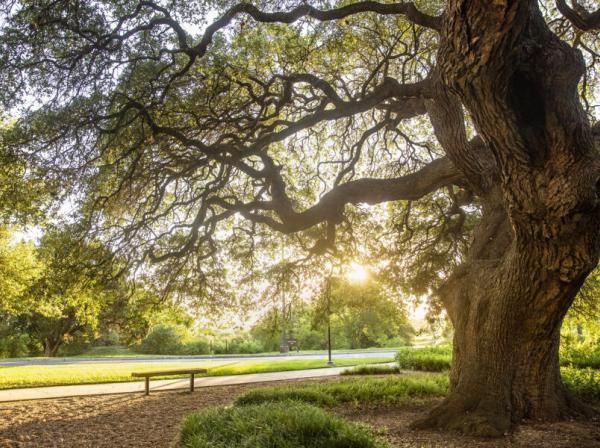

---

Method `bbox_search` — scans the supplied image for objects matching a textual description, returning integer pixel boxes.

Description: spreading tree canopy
[1,0,599,436]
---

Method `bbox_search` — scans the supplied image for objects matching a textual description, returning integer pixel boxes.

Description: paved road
[0,363,396,402]
[0,349,397,366]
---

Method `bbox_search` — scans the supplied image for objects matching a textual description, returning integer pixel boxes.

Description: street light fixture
[326,273,334,366]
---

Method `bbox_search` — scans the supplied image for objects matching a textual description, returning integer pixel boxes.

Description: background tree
[1,0,599,435]
[0,227,41,314]
[0,229,41,358]
[19,227,128,356]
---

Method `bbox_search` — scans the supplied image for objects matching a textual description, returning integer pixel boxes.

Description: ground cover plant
[395,346,452,372]
[392,347,600,402]
[178,400,387,448]
[560,347,600,370]
[341,365,402,376]
[235,374,449,407]
[561,367,600,402]
[395,345,600,372]
[0,357,392,389]
[2,379,599,448]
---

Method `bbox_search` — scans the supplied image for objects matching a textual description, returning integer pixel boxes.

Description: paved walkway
[0,366,355,402]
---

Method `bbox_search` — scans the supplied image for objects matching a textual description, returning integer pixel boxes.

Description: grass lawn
[73,345,142,357]
[0,357,393,389]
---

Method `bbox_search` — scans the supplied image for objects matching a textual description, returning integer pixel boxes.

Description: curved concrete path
[0,366,363,402]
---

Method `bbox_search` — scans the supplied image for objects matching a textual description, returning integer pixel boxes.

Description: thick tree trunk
[415,257,593,436]
[412,189,597,435]
[413,0,600,435]
[414,319,586,436]
[43,338,62,357]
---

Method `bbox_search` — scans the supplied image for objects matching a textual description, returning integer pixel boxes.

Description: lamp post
[279,278,289,354]
[279,238,289,354]
[326,273,334,366]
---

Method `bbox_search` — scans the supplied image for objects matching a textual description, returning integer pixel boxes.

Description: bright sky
[410,300,428,321]
[10,226,42,244]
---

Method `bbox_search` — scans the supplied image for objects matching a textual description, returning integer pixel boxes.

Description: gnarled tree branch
[220,156,463,234]
[191,1,442,61]
[556,0,600,31]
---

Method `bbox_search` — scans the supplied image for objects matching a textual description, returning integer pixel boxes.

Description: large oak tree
[1,0,599,436]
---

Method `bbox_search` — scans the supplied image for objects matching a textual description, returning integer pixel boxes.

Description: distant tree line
[0,225,416,357]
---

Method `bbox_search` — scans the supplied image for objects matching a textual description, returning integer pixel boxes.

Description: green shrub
[0,333,31,358]
[58,333,91,356]
[235,374,448,407]
[341,365,402,376]
[395,346,452,372]
[139,324,188,355]
[94,331,121,347]
[373,335,412,348]
[562,367,600,401]
[213,337,263,354]
[183,337,211,355]
[560,347,600,369]
[231,339,263,354]
[178,401,386,448]
[78,345,136,357]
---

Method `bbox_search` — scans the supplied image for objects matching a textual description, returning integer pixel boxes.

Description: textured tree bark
[412,191,597,436]
[413,0,600,436]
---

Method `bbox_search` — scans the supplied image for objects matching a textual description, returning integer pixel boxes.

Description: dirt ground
[1,377,599,448]
[339,401,600,448]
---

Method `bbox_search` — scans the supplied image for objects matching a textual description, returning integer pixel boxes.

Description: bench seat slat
[131,368,207,377]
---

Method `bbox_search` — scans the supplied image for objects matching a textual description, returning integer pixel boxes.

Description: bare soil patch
[0,378,331,448]
[1,377,599,448]
[337,400,600,448]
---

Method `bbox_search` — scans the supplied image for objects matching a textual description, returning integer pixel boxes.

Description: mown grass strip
[0,357,393,389]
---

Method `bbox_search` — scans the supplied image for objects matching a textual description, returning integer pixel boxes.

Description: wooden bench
[131,368,208,395]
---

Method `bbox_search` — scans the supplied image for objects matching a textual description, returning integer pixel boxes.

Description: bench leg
[145,377,150,396]
[190,373,195,393]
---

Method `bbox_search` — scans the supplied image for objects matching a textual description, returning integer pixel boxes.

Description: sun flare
[346,262,369,283]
